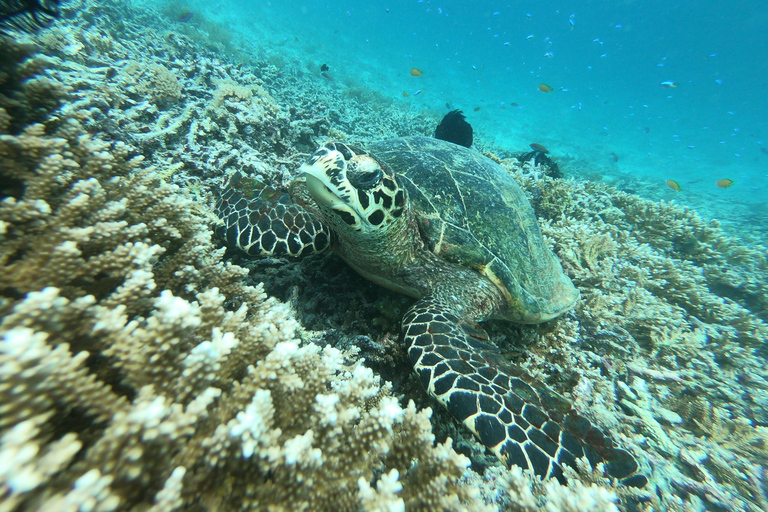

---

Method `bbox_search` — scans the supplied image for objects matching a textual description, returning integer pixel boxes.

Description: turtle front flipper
[214,171,331,257]
[402,294,647,488]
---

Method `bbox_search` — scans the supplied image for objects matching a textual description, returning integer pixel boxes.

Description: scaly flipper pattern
[403,292,647,488]
[214,171,331,257]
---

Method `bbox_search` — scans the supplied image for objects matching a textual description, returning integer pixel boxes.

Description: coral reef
[0,24,491,512]
[499,160,768,511]
[2,0,767,511]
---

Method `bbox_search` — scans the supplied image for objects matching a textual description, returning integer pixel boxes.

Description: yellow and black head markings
[299,142,406,234]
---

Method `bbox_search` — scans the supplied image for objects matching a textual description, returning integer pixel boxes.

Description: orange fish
[410,68,424,77]
[715,179,734,188]
[473,106,482,112]
[538,84,553,93]
[403,91,408,97]
[666,179,682,192]
[530,143,549,153]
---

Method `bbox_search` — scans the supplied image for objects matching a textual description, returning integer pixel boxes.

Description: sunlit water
[136,0,768,241]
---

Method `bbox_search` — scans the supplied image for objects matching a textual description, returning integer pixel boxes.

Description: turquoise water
[154,0,767,233]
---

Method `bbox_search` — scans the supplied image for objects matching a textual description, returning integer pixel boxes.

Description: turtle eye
[349,168,383,190]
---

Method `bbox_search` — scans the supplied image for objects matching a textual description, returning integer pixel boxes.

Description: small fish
[499,106,507,111]
[610,152,619,162]
[544,51,554,58]
[660,81,678,88]
[509,102,519,107]
[403,91,409,97]
[410,68,424,76]
[760,147,768,156]
[666,179,682,192]
[413,88,422,96]
[538,84,553,93]
[320,63,329,72]
[445,102,451,109]
[644,127,650,134]
[473,106,482,112]
[715,179,734,188]
[526,34,535,40]
[178,12,194,22]
[530,143,549,153]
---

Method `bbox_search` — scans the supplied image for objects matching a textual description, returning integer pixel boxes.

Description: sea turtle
[214,136,646,487]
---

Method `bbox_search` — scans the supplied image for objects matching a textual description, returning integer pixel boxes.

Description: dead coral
[498,159,768,511]
[0,36,489,512]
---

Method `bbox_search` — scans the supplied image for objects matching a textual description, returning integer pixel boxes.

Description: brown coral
[0,34,488,512]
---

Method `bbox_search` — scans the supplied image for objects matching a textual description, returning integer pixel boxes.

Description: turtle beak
[303,173,347,209]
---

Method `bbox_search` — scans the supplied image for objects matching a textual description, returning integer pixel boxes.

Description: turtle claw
[402,293,647,487]
[214,171,331,258]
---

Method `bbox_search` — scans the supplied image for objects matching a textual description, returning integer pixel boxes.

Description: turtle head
[297,142,407,237]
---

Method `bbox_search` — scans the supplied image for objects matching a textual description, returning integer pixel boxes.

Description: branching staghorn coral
[499,159,768,511]
[0,36,492,512]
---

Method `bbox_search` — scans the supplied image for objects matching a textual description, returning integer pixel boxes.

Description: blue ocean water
[145,0,767,236]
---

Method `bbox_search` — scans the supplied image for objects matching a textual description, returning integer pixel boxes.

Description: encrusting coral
[0,32,491,512]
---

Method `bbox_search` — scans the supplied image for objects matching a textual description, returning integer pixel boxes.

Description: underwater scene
[0,0,766,511]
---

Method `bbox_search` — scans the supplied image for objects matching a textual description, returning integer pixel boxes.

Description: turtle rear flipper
[402,293,647,488]
[214,171,331,257]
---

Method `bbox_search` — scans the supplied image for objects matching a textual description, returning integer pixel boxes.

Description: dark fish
[435,110,473,148]
[445,102,451,109]
[611,152,619,162]
[473,106,482,112]
[320,63,329,72]
[530,143,549,153]
[760,147,768,156]
[644,126,650,134]
[0,0,60,34]
[178,12,193,22]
